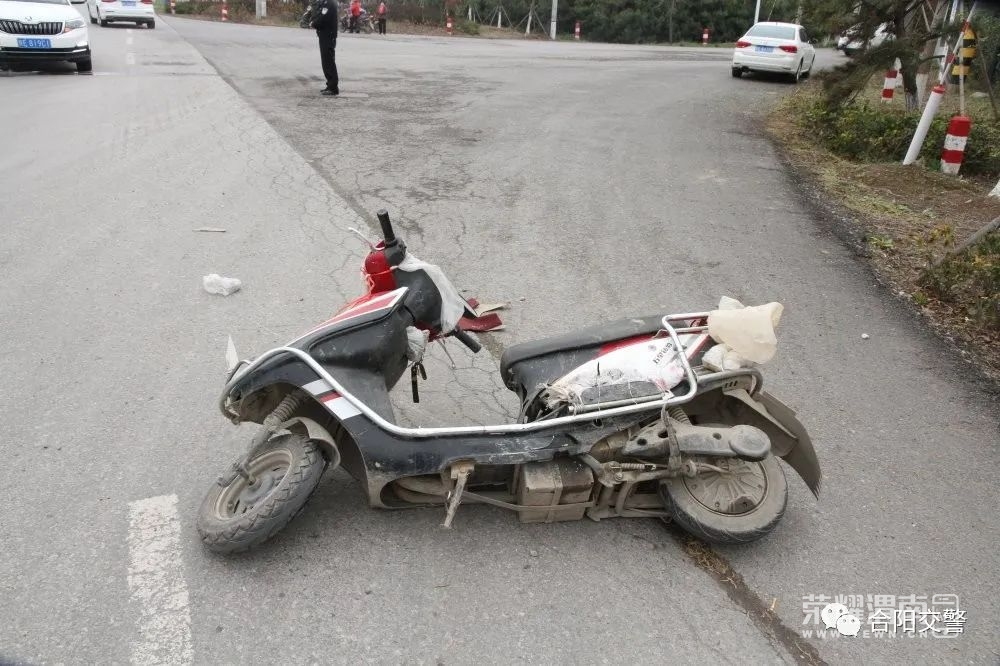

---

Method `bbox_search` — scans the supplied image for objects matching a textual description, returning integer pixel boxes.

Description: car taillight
[141,0,153,4]
[779,45,798,53]
[101,0,115,3]
[736,40,751,48]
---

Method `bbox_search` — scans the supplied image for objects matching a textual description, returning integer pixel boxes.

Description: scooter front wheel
[659,454,787,545]
[197,432,326,554]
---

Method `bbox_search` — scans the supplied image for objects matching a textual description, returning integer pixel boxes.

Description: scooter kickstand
[442,462,474,528]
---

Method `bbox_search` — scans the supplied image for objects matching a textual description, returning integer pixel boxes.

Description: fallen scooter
[198,210,821,553]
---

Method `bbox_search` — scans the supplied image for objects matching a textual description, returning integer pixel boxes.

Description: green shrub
[801,98,1000,177]
[455,19,479,35]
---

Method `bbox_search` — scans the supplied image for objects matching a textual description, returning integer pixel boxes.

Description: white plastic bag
[203,274,242,296]
[397,253,469,334]
[702,343,753,371]
[707,297,783,364]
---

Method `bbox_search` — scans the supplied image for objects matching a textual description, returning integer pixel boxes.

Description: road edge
[762,114,1000,402]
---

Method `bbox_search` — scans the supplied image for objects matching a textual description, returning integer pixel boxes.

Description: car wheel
[100,16,108,26]
[148,19,155,28]
[77,58,93,73]
[790,60,802,84]
[89,10,97,23]
[731,67,742,78]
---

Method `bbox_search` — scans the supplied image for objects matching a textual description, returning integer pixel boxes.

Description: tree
[803,0,963,111]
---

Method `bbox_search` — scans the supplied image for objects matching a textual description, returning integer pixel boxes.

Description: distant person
[349,0,361,33]
[376,1,387,34]
[311,0,339,95]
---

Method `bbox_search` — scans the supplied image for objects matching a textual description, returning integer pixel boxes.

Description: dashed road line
[126,494,193,666]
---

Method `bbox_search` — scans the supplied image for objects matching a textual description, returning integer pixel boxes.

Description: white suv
[0,0,91,72]
[87,0,154,28]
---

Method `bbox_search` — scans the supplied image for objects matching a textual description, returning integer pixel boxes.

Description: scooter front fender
[722,389,821,498]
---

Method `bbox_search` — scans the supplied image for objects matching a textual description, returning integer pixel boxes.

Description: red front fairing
[328,244,399,320]
[362,243,397,296]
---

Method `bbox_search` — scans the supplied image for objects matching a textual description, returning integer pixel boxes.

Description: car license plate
[754,45,774,53]
[122,1,136,6]
[17,38,52,48]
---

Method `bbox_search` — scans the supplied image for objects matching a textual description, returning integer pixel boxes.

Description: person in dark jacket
[311,0,339,96]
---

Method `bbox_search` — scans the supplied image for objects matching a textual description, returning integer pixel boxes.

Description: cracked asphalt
[1,12,998,665]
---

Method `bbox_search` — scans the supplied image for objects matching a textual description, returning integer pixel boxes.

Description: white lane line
[126,52,136,65]
[127,494,194,666]
[127,35,134,45]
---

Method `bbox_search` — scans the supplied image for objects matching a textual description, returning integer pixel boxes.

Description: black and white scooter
[198,210,821,553]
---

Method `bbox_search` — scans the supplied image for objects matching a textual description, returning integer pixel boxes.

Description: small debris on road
[529,549,539,557]
[203,274,242,296]
[861,333,870,340]
[193,227,227,233]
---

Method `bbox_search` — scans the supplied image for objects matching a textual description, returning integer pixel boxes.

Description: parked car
[731,21,816,83]
[0,0,91,72]
[86,0,154,28]
[840,22,890,56]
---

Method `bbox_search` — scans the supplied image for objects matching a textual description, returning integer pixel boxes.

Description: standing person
[376,0,386,34]
[311,0,339,95]
[349,0,361,33]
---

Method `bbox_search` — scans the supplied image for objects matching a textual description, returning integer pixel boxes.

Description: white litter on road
[127,494,193,666]
[202,273,242,296]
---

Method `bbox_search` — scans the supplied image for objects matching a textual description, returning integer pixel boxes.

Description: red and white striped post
[169,0,175,13]
[702,27,709,45]
[221,0,228,21]
[574,20,580,40]
[881,66,898,102]
[940,115,971,175]
[446,14,453,35]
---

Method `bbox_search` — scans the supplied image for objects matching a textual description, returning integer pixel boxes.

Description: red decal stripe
[599,335,652,356]
[319,392,342,402]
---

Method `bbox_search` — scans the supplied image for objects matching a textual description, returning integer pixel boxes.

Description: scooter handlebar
[452,327,481,353]
[376,209,396,246]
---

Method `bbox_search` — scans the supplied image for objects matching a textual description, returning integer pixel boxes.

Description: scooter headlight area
[199,209,821,554]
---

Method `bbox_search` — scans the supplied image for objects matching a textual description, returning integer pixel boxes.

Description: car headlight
[63,17,86,31]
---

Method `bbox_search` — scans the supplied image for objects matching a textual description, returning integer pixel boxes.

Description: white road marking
[127,35,134,45]
[126,52,136,65]
[127,494,193,666]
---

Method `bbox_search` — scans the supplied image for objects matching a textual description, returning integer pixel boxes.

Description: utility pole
[754,0,761,24]
[549,0,557,39]
[668,0,675,43]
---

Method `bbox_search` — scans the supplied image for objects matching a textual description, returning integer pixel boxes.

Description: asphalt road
[1,12,997,665]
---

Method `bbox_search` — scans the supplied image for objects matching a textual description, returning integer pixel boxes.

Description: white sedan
[87,0,154,28]
[0,0,91,72]
[731,21,816,83]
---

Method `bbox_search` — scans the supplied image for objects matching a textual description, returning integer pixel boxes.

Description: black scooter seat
[499,315,665,389]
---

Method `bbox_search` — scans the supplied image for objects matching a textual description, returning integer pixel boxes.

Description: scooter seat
[499,315,665,391]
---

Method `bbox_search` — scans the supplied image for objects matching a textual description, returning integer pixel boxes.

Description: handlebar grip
[376,209,396,246]
[452,327,482,353]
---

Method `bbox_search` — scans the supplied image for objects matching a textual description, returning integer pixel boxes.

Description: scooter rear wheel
[659,454,787,544]
[197,432,326,554]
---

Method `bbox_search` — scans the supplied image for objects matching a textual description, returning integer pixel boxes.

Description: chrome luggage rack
[220,311,762,438]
